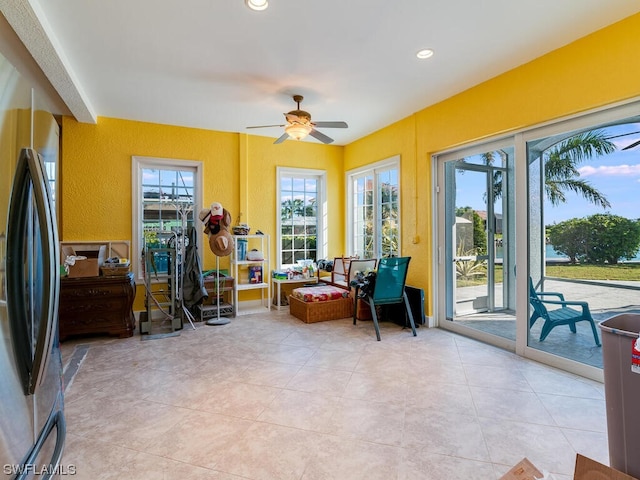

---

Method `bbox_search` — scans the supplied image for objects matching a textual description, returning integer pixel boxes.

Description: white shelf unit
[231,234,271,314]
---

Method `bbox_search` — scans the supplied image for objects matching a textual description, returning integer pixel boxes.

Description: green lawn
[545,263,640,281]
[456,263,640,286]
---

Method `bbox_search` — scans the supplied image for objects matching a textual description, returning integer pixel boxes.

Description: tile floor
[60,309,609,480]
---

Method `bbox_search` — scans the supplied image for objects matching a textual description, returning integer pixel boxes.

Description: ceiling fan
[246,95,348,144]
[607,129,640,150]
[622,138,640,150]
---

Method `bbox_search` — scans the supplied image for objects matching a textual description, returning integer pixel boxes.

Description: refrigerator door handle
[6,148,60,395]
[15,407,66,480]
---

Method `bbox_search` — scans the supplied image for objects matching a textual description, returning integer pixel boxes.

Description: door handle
[6,148,59,395]
[15,406,66,480]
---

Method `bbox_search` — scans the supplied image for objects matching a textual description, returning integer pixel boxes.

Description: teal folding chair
[529,278,600,346]
[354,257,417,341]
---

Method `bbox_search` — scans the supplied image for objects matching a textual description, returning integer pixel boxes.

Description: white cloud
[578,164,640,177]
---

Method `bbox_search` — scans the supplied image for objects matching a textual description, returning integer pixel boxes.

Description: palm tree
[280,198,305,220]
[543,130,613,208]
[480,130,613,208]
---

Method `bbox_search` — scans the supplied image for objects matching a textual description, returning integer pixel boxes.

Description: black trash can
[598,314,640,479]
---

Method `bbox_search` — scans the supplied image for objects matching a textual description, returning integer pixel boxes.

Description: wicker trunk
[289,295,353,323]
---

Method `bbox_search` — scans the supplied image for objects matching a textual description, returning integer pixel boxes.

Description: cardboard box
[499,458,544,480]
[501,455,639,480]
[62,245,106,278]
[574,454,638,480]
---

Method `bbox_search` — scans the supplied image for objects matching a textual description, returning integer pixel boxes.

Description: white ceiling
[3,0,640,146]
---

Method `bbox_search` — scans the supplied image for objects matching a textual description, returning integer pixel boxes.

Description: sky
[454,123,640,225]
[545,126,640,224]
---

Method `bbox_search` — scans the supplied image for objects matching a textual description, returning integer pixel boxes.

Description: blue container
[237,238,248,261]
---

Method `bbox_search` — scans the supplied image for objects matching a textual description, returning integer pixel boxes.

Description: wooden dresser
[59,273,136,341]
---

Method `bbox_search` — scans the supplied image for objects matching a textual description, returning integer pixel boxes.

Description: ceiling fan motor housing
[287,109,312,125]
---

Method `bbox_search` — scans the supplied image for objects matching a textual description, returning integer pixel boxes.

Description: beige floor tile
[405,382,475,414]
[253,343,317,365]
[60,311,610,480]
[64,388,141,436]
[457,341,523,368]
[561,428,609,466]
[343,371,408,405]
[61,433,141,480]
[143,372,220,409]
[398,449,497,480]
[285,365,353,396]
[327,396,406,446]
[302,434,403,480]
[537,393,607,432]
[213,422,323,480]
[80,400,193,451]
[304,347,363,371]
[198,380,281,419]
[232,359,302,387]
[519,362,605,399]
[195,356,252,380]
[463,363,534,392]
[280,330,332,348]
[126,451,243,480]
[354,349,413,381]
[407,360,468,385]
[403,407,491,461]
[479,417,577,476]
[470,386,556,425]
[144,410,254,470]
[257,389,340,433]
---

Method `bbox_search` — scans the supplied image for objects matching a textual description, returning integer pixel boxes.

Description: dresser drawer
[59,273,136,341]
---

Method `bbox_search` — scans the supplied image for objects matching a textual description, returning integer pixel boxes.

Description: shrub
[548,214,640,264]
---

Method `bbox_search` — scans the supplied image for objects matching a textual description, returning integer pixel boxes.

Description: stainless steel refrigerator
[0,52,66,479]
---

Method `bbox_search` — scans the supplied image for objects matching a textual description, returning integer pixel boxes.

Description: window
[277,167,326,268]
[132,156,202,280]
[347,156,400,258]
[42,154,57,206]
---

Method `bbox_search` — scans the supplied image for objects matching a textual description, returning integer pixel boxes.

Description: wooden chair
[319,255,359,288]
[347,258,377,285]
[332,256,358,286]
[529,278,600,346]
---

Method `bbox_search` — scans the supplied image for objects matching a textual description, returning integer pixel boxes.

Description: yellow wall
[238,133,345,258]
[344,12,640,316]
[60,12,640,317]
[60,117,344,309]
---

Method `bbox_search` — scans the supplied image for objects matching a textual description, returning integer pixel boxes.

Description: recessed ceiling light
[245,0,268,11]
[416,49,434,59]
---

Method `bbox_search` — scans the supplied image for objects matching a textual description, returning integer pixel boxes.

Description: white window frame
[346,155,401,258]
[276,167,327,269]
[131,156,203,282]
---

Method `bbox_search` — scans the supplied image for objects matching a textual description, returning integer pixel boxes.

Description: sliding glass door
[526,112,640,369]
[439,142,516,342]
[435,100,640,380]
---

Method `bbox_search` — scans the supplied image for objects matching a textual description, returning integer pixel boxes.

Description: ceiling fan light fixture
[245,0,268,11]
[416,48,434,59]
[285,123,312,141]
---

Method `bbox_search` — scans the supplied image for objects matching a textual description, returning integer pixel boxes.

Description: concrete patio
[453,278,640,369]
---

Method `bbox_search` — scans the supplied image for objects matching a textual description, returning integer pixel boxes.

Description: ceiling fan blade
[312,121,348,129]
[246,124,286,129]
[274,133,289,144]
[308,128,334,144]
[622,138,640,150]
